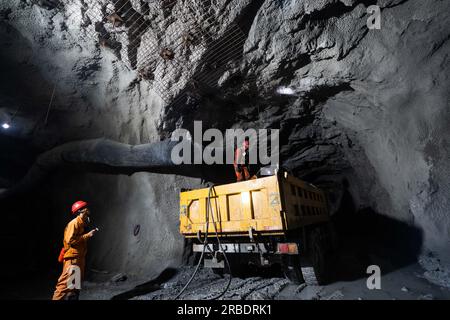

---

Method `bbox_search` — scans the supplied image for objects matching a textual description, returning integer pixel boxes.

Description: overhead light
[2,123,10,130]
[276,86,296,96]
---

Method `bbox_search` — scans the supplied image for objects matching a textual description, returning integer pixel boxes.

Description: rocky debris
[296,283,307,294]
[90,268,109,274]
[294,285,324,300]
[72,57,101,81]
[323,289,345,300]
[106,13,124,28]
[401,287,409,292]
[32,0,61,11]
[417,294,434,300]
[120,267,290,300]
[111,273,128,283]
[159,48,175,62]
[0,8,12,20]
[419,253,450,289]
[75,255,450,300]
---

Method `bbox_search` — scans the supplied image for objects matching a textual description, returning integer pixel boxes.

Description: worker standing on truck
[52,201,98,300]
[234,137,251,181]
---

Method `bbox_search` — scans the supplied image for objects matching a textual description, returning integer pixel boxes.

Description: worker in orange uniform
[52,201,98,300]
[234,137,251,182]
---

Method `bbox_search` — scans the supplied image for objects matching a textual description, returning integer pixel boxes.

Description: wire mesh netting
[64,0,250,104]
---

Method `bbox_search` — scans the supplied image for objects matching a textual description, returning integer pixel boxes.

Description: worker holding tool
[234,137,251,182]
[52,201,98,300]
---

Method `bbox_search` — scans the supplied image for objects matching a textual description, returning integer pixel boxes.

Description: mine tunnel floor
[76,210,450,300]
[3,213,450,301]
[77,252,450,300]
[5,253,449,300]
[82,262,450,300]
[3,214,450,300]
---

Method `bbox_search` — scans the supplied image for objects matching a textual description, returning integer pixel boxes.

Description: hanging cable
[174,184,232,300]
[11,104,22,120]
[206,185,232,300]
[173,185,211,300]
[44,85,56,126]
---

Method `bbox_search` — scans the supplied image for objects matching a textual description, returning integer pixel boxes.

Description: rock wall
[0,0,204,277]
[47,172,203,277]
[0,0,449,279]
[237,0,450,257]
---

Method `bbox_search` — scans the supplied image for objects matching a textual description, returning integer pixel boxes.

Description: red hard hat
[71,201,88,214]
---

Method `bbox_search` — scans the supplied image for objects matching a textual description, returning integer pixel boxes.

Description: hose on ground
[174,185,232,300]
[173,189,210,300]
[206,185,232,300]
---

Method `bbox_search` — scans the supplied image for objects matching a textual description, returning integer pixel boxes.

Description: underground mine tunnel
[0,0,449,302]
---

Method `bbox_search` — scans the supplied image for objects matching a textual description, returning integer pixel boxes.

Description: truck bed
[179,173,329,238]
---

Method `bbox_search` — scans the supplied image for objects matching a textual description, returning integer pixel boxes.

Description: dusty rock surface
[0,0,449,294]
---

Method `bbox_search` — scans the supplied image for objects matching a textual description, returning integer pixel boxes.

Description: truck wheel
[329,222,339,254]
[282,255,304,285]
[301,228,329,286]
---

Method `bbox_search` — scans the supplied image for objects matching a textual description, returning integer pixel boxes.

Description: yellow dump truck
[179,171,335,285]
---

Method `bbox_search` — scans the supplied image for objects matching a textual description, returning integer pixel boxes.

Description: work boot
[64,291,80,301]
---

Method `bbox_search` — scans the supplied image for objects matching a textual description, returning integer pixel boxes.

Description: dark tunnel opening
[178,174,425,286]
[0,190,57,299]
[330,179,423,282]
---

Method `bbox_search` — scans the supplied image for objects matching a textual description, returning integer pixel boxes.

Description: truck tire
[282,255,304,285]
[301,228,329,286]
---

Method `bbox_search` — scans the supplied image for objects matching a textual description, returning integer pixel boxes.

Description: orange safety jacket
[61,215,90,260]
